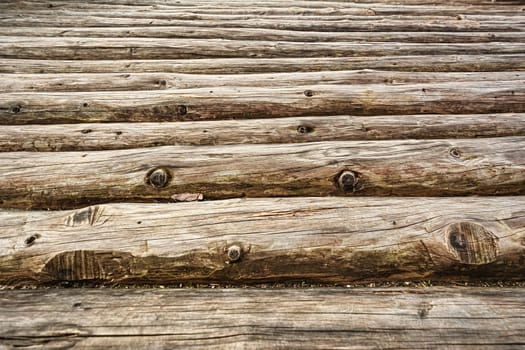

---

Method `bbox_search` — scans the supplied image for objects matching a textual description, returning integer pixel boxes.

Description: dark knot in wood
[25,234,40,247]
[447,222,499,265]
[304,89,314,97]
[337,171,359,193]
[176,105,188,116]
[449,147,461,158]
[297,124,314,134]
[147,168,172,189]
[227,245,242,263]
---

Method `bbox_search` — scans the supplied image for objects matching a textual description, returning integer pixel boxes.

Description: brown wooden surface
[2,55,524,74]
[2,70,524,93]
[0,197,523,286]
[0,137,523,209]
[2,81,524,124]
[1,288,525,349]
[0,113,523,151]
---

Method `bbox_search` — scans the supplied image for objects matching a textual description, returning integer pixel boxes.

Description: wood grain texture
[0,114,524,152]
[1,14,524,32]
[3,70,524,93]
[1,81,523,124]
[2,55,523,74]
[0,137,523,209]
[1,288,525,349]
[0,197,524,286]
[2,1,524,15]
[2,27,524,43]
[2,37,524,60]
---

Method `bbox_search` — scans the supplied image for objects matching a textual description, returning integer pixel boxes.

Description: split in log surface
[1,288,525,349]
[2,81,524,124]
[0,137,523,209]
[2,55,525,74]
[0,113,523,151]
[0,197,524,286]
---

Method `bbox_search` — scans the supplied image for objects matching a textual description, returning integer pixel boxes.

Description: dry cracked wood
[1,14,524,32]
[2,55,523,74]
[0,114,524,152]
[0,137,523,209]
[1,81,523,124]
[1,37,524,60]
[1,288,525,349]
[0,197,524,286]
[2,2,524,15]
[2,71,524,93]
[2,27,524,43]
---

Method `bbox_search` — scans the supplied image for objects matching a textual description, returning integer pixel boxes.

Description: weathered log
[3,71,524,93]
[2,55,523,74]
[1,13,523,32]
[1,37,524,59]
[0,197,524,286]
[2,0,524,15]
[2,0,523,9]
[0,138,523,209]
[1,288,525,349]
[1,81,523,124]
[2,27,524,43]
[0,114,524,152]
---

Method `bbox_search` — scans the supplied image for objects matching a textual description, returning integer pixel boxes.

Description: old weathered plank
[0,114,524,151]
[0,137,523,209]
[3,71,524,93]
[3,0,523,9]
[2,27,524,43]
[1,81,523,124]
[2,55,523,74]
[1,14,524,32]
[1,288,525,349]
[0,197,523,286]
[2,1,524,15]
[1,37,524,59]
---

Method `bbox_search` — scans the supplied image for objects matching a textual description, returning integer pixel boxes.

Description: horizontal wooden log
[1,37,524,60]
[1,81,523,124]
[2,1,524,16]
[2,27,524,43]
[0,197,524,286]
[2,55,523,74]
[1,288,525,349]
[1,13,523,32]
[3,71,524,93]
[0,137,523,209]
[3,0,523,9]
[0,114,524,151]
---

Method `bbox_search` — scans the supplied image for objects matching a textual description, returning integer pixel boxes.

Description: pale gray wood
[1,37,524,59]
[0,197,523,286]
[1,81,523,124]
[1,288,525,349]
[1,27,524,43]
[0,137,523,208]
[2,55,522,74]
[2,71,524,93]
[1,12,523,32]
[0,114,523,151]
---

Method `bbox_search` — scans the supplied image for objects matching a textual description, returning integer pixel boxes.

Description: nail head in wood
[297,124,314,134]
[227,245,242,263]
[147,167,171,188]
[338,171,358,193]
[177,105,188,116]
[304,89,314,97]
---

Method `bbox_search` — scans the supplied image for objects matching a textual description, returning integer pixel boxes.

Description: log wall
[1,1,524,347]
